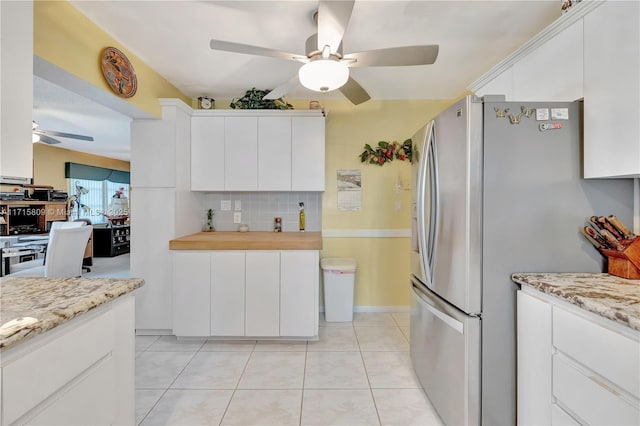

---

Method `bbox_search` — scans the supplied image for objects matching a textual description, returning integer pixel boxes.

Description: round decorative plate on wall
[100,47,137,98]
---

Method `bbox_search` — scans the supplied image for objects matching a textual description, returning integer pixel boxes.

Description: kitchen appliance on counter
[410,95,634,425]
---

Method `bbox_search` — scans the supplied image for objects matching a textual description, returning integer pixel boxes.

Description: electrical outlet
[235,200,242,211]
[221,200,231,211]
[233,212,242,224]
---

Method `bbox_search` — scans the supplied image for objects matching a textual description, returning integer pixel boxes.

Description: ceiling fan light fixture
[298,58,349,93]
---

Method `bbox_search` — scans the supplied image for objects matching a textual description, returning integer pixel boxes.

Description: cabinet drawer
[552,306,640,399]
[2,308,114,424]
[553,355,640,425]
[551,403,579,426]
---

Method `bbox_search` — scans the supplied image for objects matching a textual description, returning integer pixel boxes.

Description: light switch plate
[221,200,231,211]
[235,200,242,211]
[233,212,242,224]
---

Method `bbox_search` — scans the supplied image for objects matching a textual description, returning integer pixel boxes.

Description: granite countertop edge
[512,272,640,332]
[0,277,144,351]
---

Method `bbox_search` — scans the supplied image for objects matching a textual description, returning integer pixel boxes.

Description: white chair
[7,226,92,278]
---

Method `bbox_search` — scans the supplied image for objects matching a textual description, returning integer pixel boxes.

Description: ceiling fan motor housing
[305,33,343,58]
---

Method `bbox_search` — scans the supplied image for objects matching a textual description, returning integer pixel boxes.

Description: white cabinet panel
[258,117,292,190]
[551,404,580,426]
[292,117,325,191]
[191,116,225,191]
[584,1,640,178]
[131,188,174,331]
[245,251,280,336]
[512,19,583,102]
[131,120,175,188]
[225,117,258,190]
[211,252,245,336]
[474,66,514,99]
[517,291,552,426]
[280,251,319,337]
[173,252,211,336]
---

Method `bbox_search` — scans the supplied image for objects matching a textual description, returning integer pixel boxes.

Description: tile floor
[135,312,444,426]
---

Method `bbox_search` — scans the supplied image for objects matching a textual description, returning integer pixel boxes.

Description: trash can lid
[320,257,356,272]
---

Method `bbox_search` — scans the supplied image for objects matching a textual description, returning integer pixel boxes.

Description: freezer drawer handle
[414,288,464,334]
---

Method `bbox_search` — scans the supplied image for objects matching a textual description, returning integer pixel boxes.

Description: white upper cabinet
[225,117,258,190]
[258,117,292,190]
[191,116,225,191]
[190,111,325,191]
[512,19,583,102]
[583,1,640,178]
[292,117,326,191]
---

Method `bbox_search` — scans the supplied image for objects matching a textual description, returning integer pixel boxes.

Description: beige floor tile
[136,351,195,389]
[135,389,164,425]
[307,327,359,351]
[238,352,306,389]
[201,340,257,351]
[221,389,302,426]
[353,312,397,327]
[319,313,355,327]
[172,351,250,389]
[400,326,410,341]
[304,351,369,389]
[141,389,232,426]
[146,335,205,352]
[362,351,421,388]
[301,389,380,425]
[391,312,410,327]
[373,388,443,426]
[355,326,409,351]
[255,341,308,351]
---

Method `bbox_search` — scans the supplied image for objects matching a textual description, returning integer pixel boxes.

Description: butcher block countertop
[169,231,322,250]
[512,272,640,332]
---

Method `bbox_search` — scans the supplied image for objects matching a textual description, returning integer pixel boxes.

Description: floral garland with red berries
[360,139,412,166]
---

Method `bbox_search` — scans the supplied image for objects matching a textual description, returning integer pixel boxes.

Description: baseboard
[135,329,172,336]
[320,305,410,313]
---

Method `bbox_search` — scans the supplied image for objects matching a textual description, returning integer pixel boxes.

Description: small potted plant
[204,208,215,232]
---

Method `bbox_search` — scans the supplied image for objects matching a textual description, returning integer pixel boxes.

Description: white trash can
[321,257,356,322]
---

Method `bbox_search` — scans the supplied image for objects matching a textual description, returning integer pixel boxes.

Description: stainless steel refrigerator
[409,95,634,425]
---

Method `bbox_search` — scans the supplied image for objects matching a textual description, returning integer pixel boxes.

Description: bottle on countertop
[298,202,305,232]
[274,217,282,232]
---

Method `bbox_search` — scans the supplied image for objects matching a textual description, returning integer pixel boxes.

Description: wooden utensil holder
[600,237,640,279]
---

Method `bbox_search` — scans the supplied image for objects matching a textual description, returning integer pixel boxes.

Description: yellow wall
[317,99,458,306]
[34,1,190,117]
[33,144,130,191]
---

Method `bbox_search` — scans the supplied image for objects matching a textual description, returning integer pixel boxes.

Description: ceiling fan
[32,121,94,145]
[210,0,439,105]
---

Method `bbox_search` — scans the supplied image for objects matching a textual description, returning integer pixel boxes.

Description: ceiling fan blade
[263,75,300,100]
[339,77,371,105]
[38,135,62,145]
[317,0,354,53]
[210,39,303,62]
[345,45,440,67]
[34,129,94,141]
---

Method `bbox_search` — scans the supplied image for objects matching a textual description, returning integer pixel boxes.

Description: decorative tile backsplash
[197,192,322,232]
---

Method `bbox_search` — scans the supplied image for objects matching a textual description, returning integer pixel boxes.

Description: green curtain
[64,162,130,184]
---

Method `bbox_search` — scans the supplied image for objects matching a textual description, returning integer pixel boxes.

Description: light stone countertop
[0,277,144,351]
[512,273,640,331]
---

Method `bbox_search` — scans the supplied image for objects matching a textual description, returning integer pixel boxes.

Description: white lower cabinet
[518,288,640,426]
[173,250,319,338]
[246,252,280,336]
[211,252,245,336]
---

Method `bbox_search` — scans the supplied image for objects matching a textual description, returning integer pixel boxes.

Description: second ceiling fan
[210,0,439,105]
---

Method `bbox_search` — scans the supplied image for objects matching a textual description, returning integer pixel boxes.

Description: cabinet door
[512,19,583,102]
[258,117,292,190]
[280,251,319,337]
[211,252,245,336]
[584,1,640,178]
[517,290,552,426]
[173,252,211,337]
[292,117,325,191]
[191,116,225,190]
[225,117,258,190]
[131,120,175,188]
[245,251,280,336]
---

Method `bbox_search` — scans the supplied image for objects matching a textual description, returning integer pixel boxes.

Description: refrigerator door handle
[427,122,440,283]
[412,283,463,334]
[417,123,431,283]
